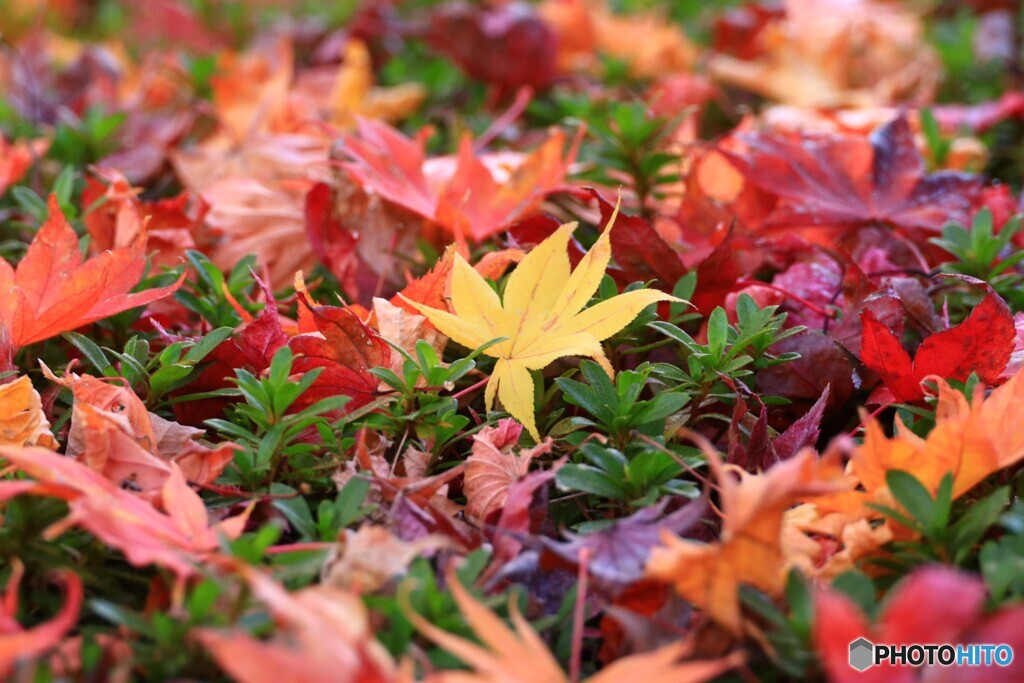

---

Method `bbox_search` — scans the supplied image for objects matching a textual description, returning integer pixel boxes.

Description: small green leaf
[885,470,935,527]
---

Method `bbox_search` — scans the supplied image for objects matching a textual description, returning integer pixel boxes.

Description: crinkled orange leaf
[70,402,235,496]
[0,196,183,349]
[0,375,57,449]
[75,402,175,494]
[42,366,156,455]
[42,364,235,491]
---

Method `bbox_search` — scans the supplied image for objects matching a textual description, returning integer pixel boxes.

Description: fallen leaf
[814,566,1024,683]
[42,367,156,456]
[590,190,686,290]
[541,0,698,80]
[0,447,250,580]
[372,297,446,380]
[407,566,741,683]
[402,204,680,439]
[323,525,451,594]
[288,293,391,414]
[722,116,990,238]
[708,0,939,107]
[427,2,559,90]
[75,403,176,494]
[340,118,577,243]
[781,504,892,580]
[833,366,1024,507]
[0,375,57,449]
[323,39,425,128]
[0,563,82,679]
[860,290,1015,403]
[0,135,46,198]
[0,196,183,349]
[304,180,387,305]
[647,444,846,635]
[205,177,319,290]
[543,500,707,589]
[82,170,206,270]
[197,565,398,683]
[464,419,551,523]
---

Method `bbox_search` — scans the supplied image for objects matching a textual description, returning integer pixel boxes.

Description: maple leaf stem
[569,546,590,683]
[452,376,490,401]
[847,403,890,439]
[474,85,534,151]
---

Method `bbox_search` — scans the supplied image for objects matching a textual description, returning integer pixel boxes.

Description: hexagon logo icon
[849,638,874,671]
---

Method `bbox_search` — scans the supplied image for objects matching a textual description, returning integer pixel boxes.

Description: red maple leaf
[340,119,576,243]
[426,2,559,90]
[0,196,183,349]
[288,295,391,414]
[815,566,1024,683]
[590,190,687,289]
[722,116,990,235]
[860,290,1015,403]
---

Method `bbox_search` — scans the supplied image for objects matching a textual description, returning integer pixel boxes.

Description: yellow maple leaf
[401,204,681,440]
[330,39,426,129]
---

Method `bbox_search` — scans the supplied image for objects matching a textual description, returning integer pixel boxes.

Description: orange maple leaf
[708,0,939,108]
[406,566,743,683]
[0,196,183,349]
[816,366,1024,519]
[647,442,846,635]
[0,135,47,199]
[197,565,398,683]
[39,365,235,494]
[0,447,250,581]
[0,375,57,449]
